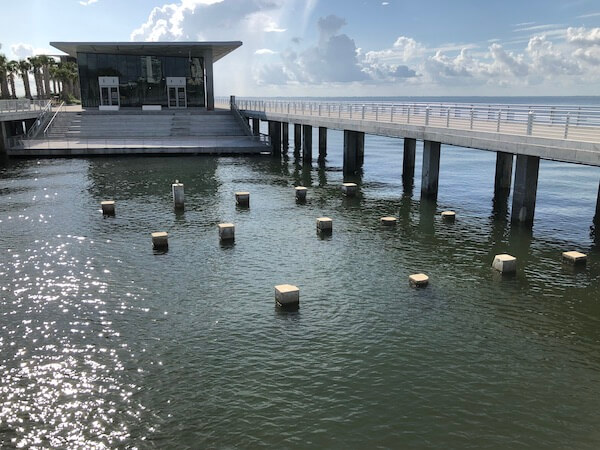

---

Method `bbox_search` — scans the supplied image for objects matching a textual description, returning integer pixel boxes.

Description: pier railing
[0,99,51,114]
[215,98,600,143]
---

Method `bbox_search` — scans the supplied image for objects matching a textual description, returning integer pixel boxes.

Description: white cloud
[79,0,98,5]
[382,2,389,5]
[577,12,600,19]
[11,43,34,59]
[566,27,600,46]
[513,23,563,32]
[255,48,276,55]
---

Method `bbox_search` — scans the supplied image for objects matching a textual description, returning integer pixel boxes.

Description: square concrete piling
[342,182,358,197]
[562,251,587,265]
[441,211,456,221]
[492,254,516,273]
[235,191,250,207]
[380,216,397,226]
[317,217,333,233]
[275,284,300,307]
[218,223,235,241]
[172,182,184,210]
[101,200,115,216]
[409,273,429,287]
[151,231,168,250]
[295,186,308,201]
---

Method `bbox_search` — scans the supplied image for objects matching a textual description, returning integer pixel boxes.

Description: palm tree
[17,59,32,100]
[55,62,79,102]
[0,53,10,99]
[49,63,59,97]
[7,60,18,98]
[28,56,44,99]
[38,55,53,98]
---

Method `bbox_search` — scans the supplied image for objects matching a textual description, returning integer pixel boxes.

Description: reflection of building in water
[50,41,242,110]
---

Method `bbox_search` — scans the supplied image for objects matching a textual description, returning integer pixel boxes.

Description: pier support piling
[252,118,260,136]
[318,127,327,161]
[269,121,281,155]
[402,138,416,189]
[511,155,540,226]
[282,122,289,149]
[302,125,312,163]
[294,124,301,153]
[218,223,235,241]
[420,140,441,200]
[594,180,600,227]
[343,130,365,175]
[494,152,514,196]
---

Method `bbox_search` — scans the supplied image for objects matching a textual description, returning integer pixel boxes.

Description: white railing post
[318,104,321,116]
[350,105,353,119]
[287,103,290,114]
[407,106,411,124]
[361,105,365,120]
[470,108,474,129]
[338,105,341,118]
[527,110,534,135]
[446,108,450,128]
[564,113,570,139]
[576,107,581,126]
[375,105,378,121]
[497,110,502,132]
[390,105,394,122]
[425,106,430,126]
[550,107,555,125]
[328,104,331,117]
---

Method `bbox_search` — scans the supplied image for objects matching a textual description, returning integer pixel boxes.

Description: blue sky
[2,0,600,96]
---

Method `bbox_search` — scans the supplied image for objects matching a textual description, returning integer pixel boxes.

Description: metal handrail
[25,101,53,139]
[43,101,66,137]
[228,96,255,138]
[215,97,600,142]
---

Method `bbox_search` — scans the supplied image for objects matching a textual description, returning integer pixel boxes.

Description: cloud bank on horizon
[3,0,600,96]
[127,0,600,96]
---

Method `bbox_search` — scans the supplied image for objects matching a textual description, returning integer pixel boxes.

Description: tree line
[0,47,80,103]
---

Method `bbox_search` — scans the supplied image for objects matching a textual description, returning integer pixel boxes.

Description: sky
[1,0,600,97]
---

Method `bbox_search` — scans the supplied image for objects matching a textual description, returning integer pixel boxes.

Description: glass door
[100,86,120,106]
[168,86,187,108]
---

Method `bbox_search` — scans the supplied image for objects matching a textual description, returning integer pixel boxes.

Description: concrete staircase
[44,110,249,139]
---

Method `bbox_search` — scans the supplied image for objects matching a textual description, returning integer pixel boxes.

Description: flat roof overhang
[49,41,242,62]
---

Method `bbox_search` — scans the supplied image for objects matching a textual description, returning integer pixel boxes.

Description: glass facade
[77,52,205,108]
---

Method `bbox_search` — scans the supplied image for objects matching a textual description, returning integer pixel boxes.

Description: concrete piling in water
[275,284,300,307]
[218,223,235,241]
[562,251,587,265]
[492,254,516,273]
[317,217,332,233]
[342,182,358,197]
[235,191,250,207]
[151,232,168,250]
[409,273,429,287]
[380,216,397,226]
[172,180,184,210]
[441,211,456,221]
[295,186,307,202]
[101,200,115,216]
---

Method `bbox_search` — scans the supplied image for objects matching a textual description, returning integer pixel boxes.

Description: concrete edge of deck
[245,111,600,167]
[7,145,268,158]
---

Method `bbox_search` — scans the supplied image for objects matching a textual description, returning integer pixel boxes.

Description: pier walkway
[217,97,600,228]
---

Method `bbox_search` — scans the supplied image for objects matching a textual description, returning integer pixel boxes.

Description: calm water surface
[1,130,600,448]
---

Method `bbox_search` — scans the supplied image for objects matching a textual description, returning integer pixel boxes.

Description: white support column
[205,50,214,110]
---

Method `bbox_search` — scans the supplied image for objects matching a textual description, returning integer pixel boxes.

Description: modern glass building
[49,42,242,110]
